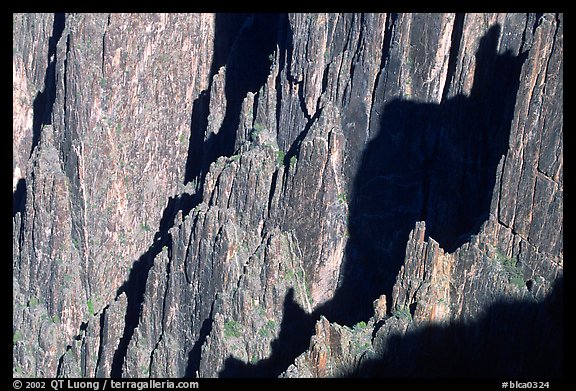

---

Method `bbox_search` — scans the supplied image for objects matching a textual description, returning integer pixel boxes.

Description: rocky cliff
[13,13,562,378]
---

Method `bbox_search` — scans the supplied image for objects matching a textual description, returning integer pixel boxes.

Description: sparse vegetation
[392,306,412,321]
[250,123,266,141]
[352,338,371,354]
[87,298,95,316]
[28,296,40,308]
[510,275,525,289]
[13,330,23,345]
[353,321,368,331]
[406,54,414,67]
[284,268,295,282]
[296,269,304,280]
[342,227,349,238]
[276,150,286,166]
[140,222,152,232]
[258,319,276,338]
[337,193,347,205]
[140,365,150,376]
[224,319,242,338]
[305,283,312,304]
[290,155,297,170]
[495,249,525,289]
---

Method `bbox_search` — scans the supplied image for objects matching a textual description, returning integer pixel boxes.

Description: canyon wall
[13,13,562,378]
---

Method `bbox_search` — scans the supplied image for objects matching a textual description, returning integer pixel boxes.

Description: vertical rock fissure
[13,178,27,218]
[14,179,27,274]
[16,13,65,224]
[525,15,560,234]
[148,241,174,376]
[367,13,397,140]
[184,13,250,188]
[441,13,465,102]
[267,170,279,218]
[379,12,398,79]
[212,13,282,159]
[532,13,545,37]
[366,13,391,144]
[30,13,65,157]
[185,301,215,378]
[63,33,70,132]
[542,14,560,90]
[55,345,72,377]
[183,212,201,286]
[101,14,110,76]
[281,106,322,187]
[497,154,509,226]
[296,81,311,121]
[93,304,109,376]
[348,13,366,94]
[519,13,534,52]
[275,16,293,140]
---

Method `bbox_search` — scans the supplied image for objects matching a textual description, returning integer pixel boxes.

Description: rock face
[13,13,562,378]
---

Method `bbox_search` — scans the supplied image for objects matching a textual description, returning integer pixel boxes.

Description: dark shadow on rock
[181,14,290,377]
[219,289,316,378]
[110,193,198,377]
[111,13,288,377]
[346,276,563,378]
[213,13,281,158]
[13,178,27,218]
[17,12,65,252]
[19,13,65,223]
[183,13,249,186]
[325,24,528,325]
[184,90,210,185]
[184,309,214,378]
[184,13,285,186]
[220,24,532,377]
[30,13,66,158]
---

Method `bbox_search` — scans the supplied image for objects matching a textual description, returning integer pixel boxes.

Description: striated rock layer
[13,13,562,378]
